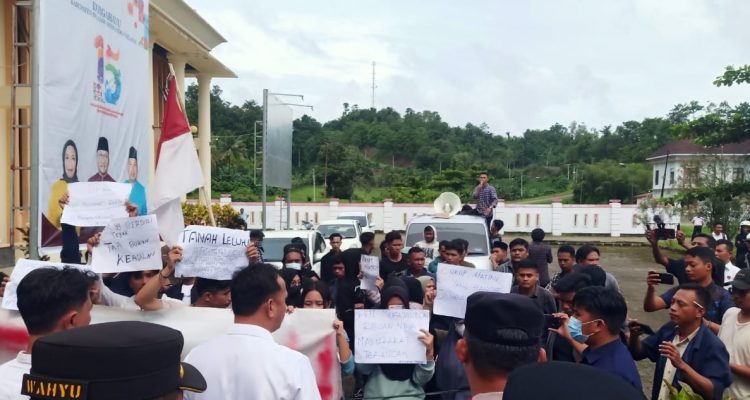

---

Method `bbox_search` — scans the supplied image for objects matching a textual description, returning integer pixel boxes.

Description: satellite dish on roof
[433,192,462,218]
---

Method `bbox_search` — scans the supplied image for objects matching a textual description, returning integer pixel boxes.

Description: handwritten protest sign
[355,309,430,364]
[176,225,249,280]
[360,255,379,290]
[433,263,513,318]
[60,182,131,227]
[2,259,89,310]
[91,215,162,273]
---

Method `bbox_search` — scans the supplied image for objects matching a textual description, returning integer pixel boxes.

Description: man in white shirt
[691,215,704,240]
[414,225,439,261]
[712,222,728,241]
[716,239,740,290]
[719,269,750,399]
[185,263,321,400]
[0,267,93,400]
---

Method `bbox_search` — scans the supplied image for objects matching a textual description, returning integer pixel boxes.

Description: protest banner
[60,182,132,227]
[354,309,430,364]
[1,259,89,310]
[91,215,162,273]
[433,263,513,319]
[0,307,341,400]
[38,0,151,248]
[360,255,379,290]
[177,226,250,280]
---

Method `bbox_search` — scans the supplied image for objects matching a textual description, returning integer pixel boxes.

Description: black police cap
[464,292,543,346]
[22,321,206,400]
[504,361,643,399]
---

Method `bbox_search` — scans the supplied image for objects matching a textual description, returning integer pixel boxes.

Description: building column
[495,198,505,235]
[551,198,563,236]
[167,53,186,108]
[197,74,212,201]
[383,199,394,232]
[329,198,339,220]
[610,199,622,237]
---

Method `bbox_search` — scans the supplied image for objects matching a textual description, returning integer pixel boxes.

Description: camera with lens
[648,215,679,241]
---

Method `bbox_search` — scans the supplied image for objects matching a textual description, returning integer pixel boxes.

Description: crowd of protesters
[1,189,750,399]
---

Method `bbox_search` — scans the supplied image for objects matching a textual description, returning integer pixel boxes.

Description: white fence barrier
[218,198,664,237]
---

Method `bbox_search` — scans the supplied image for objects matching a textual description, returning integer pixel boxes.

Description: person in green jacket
[356,281,435,399]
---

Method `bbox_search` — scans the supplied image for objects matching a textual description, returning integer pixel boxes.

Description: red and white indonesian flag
[149,76,205,244]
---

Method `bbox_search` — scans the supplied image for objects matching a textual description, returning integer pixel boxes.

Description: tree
[666,66,750,235]
[573,161,651,204]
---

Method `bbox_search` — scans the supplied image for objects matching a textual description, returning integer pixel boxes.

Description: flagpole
[167,63,216,227]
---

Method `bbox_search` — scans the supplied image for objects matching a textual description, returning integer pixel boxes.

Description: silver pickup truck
[404,215,491,270]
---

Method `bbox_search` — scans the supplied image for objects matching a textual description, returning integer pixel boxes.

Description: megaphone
[433,192,462,219]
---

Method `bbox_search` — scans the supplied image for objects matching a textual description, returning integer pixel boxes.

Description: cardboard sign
[91,215,162,273]
[433,263,513,318]
[2,259,89,310]
[176,226,249,280]
[354,309,430,364]
[60,182,132,227]
[360,255,379,290]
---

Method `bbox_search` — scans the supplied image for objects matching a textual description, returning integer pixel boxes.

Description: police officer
[21,321,206,400]
[454,292,547,399]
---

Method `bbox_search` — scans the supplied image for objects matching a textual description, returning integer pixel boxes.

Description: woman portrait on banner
[46,139,78,229]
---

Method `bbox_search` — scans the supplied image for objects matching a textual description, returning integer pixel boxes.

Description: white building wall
[649,155,750,197]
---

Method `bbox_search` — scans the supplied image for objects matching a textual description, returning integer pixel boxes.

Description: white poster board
[360,255,379,290]
[433,263,513,319]
[39,0,151,247]
[176,226,250,280]
[60,182,132,227]
[354,309,430,364]
[91,215,162,273]
[2,259,91,310]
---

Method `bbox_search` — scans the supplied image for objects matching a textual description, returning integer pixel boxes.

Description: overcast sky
[186,0,750,135]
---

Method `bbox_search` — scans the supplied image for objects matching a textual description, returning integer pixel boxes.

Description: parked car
[404,215,491,270]
[316,219,362,250]
[260,230,328,275]
[337,211,374,232]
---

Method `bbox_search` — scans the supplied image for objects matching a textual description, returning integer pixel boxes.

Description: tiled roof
[646,139,750,160]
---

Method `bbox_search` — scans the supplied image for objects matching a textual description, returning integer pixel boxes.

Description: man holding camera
[643,246,732,334]
[646,229,724,287]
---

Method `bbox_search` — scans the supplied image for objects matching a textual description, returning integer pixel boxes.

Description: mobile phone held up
[543,314,562,330]
[649,215,678,240]
[658,273,674,285]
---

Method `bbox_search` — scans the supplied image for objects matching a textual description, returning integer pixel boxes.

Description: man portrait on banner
[88,136,115,182]
[125,146,147,215]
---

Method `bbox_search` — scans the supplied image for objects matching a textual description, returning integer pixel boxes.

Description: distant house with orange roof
[645,139,750,198]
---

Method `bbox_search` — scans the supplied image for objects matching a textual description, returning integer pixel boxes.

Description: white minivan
[337,211,374,233]
[404,215,491,270]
